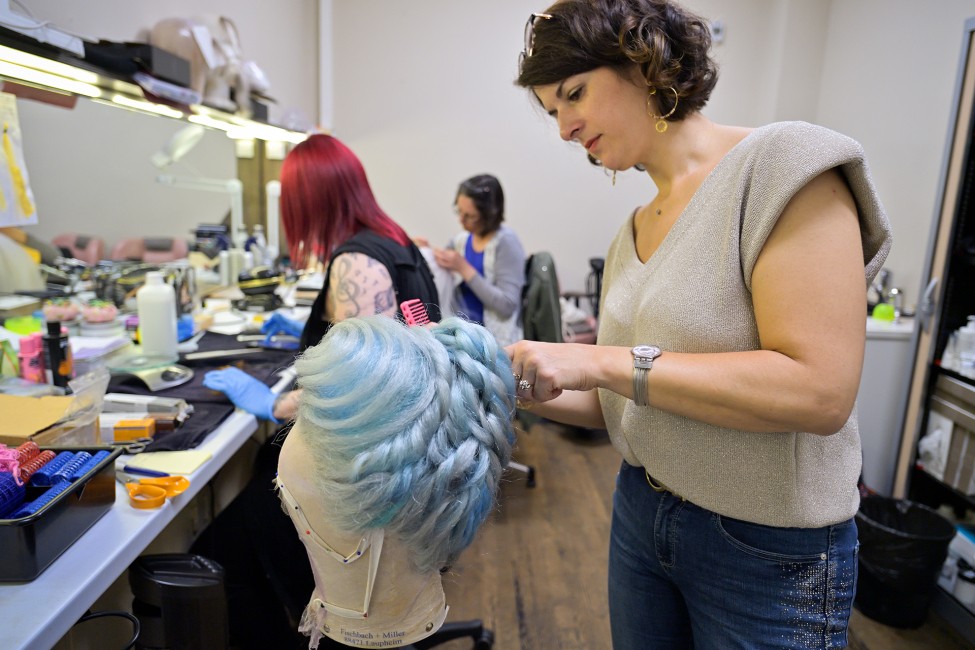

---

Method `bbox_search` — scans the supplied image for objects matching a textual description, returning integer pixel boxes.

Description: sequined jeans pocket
[711,514,859,649]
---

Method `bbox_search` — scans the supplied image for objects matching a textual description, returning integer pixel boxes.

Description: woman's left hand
[506,340,620,403]
[433,247,468,274]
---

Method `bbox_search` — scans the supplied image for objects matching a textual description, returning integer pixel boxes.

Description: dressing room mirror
[15,95,238,258]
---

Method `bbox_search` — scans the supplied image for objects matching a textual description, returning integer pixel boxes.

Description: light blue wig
[293,315,516,574]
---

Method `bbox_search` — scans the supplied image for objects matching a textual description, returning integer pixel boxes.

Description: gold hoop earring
[612,170,617,186]
[647,87,679,133]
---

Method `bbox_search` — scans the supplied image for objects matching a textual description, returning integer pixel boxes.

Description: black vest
[300,230,442,350]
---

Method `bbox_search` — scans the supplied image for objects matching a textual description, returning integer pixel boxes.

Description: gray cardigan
[597,122,892,528]
[449,225,526,347]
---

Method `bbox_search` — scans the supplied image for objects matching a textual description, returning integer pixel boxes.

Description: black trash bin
[129,553,229,650]
[855,496,956,628]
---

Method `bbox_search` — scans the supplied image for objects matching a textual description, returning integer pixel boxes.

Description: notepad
[123,450,211,475]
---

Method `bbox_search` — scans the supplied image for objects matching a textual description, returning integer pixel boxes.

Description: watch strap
[631,345,660,407]
[633,365,650,406]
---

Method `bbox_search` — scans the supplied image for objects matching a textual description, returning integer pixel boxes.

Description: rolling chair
[508,251,569,489]
[52,232,105,265]
[110,237,189,262]
[519,252,606,446]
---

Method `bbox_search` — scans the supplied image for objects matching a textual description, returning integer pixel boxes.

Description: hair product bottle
[136,271,178,360]
[42,322,72,387]
[17,333,44,383]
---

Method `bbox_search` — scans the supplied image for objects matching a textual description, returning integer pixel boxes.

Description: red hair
[279,134,409,267]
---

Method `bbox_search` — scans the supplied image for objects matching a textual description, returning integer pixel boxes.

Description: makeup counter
[0,265,307,648]
[0,409,262,650]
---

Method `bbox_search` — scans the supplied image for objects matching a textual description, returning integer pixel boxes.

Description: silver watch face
[632,345,661,361]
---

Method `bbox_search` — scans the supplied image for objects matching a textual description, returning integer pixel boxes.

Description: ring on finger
[518,379,533,391]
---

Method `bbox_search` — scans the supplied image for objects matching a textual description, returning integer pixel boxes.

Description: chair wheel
[475,628,495,649]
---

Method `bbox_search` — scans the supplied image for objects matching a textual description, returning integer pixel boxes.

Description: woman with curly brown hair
[507,1,892,647]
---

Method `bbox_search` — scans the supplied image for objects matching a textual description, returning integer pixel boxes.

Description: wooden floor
[433,418,975,649]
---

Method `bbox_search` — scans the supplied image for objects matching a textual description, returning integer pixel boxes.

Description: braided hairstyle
[294,315,516,574]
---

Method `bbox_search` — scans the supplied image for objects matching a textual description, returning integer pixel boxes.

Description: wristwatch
[631,345,662,407]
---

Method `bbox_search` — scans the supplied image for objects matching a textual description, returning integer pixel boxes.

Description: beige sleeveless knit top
[597,121,892,527]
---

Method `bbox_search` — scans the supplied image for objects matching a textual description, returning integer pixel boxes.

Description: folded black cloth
[106,332,296,450]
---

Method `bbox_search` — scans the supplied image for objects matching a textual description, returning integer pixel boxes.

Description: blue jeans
[608,462,858,649]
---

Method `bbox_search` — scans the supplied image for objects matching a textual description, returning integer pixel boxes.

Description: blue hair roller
[0,472,25,519]
[52,452,92,484]
[67,450,109,482]
[11,479,73,518]
[29,451,74,487]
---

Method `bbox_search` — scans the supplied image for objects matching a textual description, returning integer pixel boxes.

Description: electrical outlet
[710,20,726,45]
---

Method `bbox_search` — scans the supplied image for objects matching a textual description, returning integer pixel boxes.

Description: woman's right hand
[203,367,281,423]
[506,340,626,403]
[261,312,304,339]
[506,340,612,429]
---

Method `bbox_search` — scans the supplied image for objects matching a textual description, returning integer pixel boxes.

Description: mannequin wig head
[293,315,516,573]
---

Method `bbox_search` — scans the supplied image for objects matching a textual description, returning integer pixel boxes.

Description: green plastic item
[3,316,42,335]
[871,303,896,322]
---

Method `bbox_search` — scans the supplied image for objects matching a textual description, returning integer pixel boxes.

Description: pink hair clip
[400,299,431,327]
[0,445,22,486]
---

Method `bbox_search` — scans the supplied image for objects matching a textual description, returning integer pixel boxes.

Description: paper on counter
[69,335,131,360]
[122,450,212,475]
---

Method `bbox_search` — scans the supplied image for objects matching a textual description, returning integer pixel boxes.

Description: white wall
[9,0,318,252]
[325,0,975,308]
[816,0,975,309]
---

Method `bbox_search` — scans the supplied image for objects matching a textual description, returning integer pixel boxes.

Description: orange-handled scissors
[118,471,190,509]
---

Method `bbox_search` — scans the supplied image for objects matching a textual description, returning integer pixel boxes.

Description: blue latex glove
[203,367,281,423]
[261,312,304,346]
[177,314,195,342]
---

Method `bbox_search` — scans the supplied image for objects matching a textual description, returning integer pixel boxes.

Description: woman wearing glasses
[433,174,526,347]
[509,1,891,648]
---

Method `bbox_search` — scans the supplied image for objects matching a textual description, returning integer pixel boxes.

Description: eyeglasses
[519,12,553,71]
[453,205,480,223]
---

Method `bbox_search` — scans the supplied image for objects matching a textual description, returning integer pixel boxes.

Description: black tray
[0,445,122,582]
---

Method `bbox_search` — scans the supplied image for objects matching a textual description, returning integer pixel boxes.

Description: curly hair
[293,315,516,574]
[516,0,718,122]
[456,174,505,235]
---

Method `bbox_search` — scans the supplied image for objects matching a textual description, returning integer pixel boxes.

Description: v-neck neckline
[631,127,760,266]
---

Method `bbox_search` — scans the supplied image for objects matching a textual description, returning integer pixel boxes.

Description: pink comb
[400,299,431,326]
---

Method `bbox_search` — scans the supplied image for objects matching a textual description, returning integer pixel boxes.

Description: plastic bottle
[136,271,178,360]
[218,250,231,286]
[18,332,44,383]
[226,248,246,285]
[42,321,72,387]
[959,316,975,378]
[943,332,959,372]
[250,224,270,266]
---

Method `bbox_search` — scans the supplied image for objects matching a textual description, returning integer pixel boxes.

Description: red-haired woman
[280,134,440,349]
[204,133,440,423]
[195,134,441,649]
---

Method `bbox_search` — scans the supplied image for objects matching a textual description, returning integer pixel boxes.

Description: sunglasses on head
[519,12,553,71]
